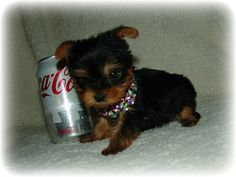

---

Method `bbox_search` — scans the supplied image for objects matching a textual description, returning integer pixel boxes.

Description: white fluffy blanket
[6,96,231,176]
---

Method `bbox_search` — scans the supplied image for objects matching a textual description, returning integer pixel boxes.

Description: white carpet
[5,96,231,176]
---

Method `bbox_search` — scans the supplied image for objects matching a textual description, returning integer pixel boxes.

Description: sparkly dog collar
[102,78,137,120]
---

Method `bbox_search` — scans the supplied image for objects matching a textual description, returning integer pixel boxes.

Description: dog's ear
[115,26,139,39]
[55,41,75,69]
[55,41,75,60]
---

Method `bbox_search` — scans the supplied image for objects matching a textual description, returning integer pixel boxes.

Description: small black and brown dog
[55,26,201,155]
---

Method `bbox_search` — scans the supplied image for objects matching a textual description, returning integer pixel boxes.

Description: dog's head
[55,26,139,110]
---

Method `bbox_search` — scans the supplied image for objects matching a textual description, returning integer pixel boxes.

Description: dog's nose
[94,94,106,102]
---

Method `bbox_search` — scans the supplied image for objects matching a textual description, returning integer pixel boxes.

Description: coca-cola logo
[39,67,74,98]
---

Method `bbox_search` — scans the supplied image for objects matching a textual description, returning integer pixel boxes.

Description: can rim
[38,55,55,63]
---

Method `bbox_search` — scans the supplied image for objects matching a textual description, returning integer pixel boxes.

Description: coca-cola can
[37,56,91,143]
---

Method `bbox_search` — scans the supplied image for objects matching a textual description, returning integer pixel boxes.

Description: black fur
[134,68,199,130]
[67,27,132,71]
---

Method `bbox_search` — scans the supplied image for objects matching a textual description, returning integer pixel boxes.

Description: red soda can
[37,56,91,143]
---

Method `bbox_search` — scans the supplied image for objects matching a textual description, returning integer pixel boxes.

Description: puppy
[55,26,201,155]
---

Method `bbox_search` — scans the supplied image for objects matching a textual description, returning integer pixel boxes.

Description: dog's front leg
[101,129,140,155]
[80,117,110,143]
[101,111,141,155]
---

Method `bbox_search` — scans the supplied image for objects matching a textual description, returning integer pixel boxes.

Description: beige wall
[4,3,230,128]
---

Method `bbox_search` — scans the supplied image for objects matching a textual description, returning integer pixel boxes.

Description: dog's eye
[109,71,122,81]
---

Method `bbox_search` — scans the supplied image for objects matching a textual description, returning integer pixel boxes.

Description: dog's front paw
[101,145,124,155]
[101,137,134,155]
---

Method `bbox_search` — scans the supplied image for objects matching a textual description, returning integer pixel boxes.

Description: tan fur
[93,118,111,140]
[79,68,133,109]
[71,69,89,78]
[80,89,100,108]
[180,107,193,119]
[109,112,126,137]
[55,41,75,60]
[117,27,139,39]
[99,111,139,155]
[80,110,139,155]
[178,107,198,127]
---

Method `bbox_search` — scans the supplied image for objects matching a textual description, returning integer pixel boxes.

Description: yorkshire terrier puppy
[55,26,201,155]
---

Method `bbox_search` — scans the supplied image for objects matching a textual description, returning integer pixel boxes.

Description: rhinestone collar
[102,78,137,120]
